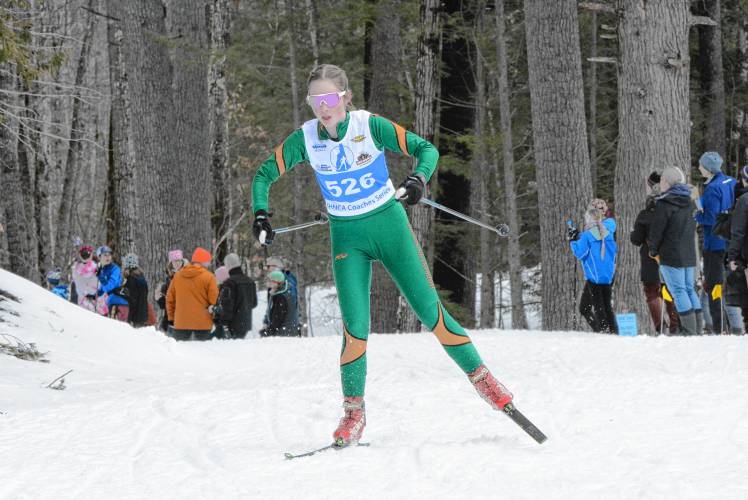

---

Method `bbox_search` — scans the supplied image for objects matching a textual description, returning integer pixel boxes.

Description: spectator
[214,253,258,339]
[262,256,299,332]
[121,253,149,328]
[568,205,617,334]
[630,171,679,334]
[165,247,219,341]
[155,249,185,332]
[212,265,230,339]
[96,246,129,322]
[46,269,69,300]
[726,165,748,334]
[260,270,300,337]
[71,245,98,312]
[647,166,701,335]
[694,152,736,333]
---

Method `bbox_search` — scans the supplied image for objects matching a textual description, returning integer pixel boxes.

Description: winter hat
[268,270,286,283]
[588,198,608,215]
[215,266,229,284]
[168,249,184,263]
[96,245,112,257]
[191,247,212,264]
[224,253,242,270]
[699,151,723,174]
[46,268,62,285]
[265,256,284,269]
[79,245,94,257]
[647,171,661,188]
[122,253,139,269]
[661,166,686,186]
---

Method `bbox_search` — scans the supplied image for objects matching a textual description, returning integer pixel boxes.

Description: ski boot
[468,364,513,411]
[333,396,365,446]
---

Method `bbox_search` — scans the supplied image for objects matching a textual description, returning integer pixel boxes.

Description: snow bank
[1,269,747,500]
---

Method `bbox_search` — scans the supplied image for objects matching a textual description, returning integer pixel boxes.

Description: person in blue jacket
[694,152,736,334]
[568,206,617,333]
[96,246,129,322]
[46,269,69,300]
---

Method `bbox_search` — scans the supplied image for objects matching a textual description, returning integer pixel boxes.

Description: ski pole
[415,196,510,237]
[259,213,329,245]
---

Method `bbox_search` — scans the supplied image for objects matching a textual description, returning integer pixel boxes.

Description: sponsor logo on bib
[352,135,366,143]
[313,143,327,151]
[319,164,332,172]
[356,152,372,166]
[332,144,354,172]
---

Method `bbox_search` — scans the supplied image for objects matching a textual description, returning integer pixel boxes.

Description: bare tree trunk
[524,0,593,330]
[56,3,94,268]
[0,65,31,278]
[614,0,691,332]
[696,0,727,157]
[208,0,231,263]
[304,0,319,67]
[495,0,528,330]
[106,2,137,257]
[400,0,440,333]
[588,10,598,191]
[367,0,404,333]
[285,0,310,334]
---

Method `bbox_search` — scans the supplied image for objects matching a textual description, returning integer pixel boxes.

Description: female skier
[251,64,514,446]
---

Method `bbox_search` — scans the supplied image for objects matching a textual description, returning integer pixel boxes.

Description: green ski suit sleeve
[367,114,439,182]
[251,129,308,214]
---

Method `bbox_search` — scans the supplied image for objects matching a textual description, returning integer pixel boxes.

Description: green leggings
[331,201,483,397]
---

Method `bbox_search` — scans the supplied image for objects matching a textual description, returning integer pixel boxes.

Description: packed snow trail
[1,269,747,500]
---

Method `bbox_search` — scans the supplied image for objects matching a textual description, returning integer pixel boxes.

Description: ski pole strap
[418,198,510,237]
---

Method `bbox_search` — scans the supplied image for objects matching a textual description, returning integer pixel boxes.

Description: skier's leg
[578,282,599,331]
[376,204,482,373]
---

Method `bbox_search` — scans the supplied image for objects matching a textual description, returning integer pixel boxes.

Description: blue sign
[616,313,637,336]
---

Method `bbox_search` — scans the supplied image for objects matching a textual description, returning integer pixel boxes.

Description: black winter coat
[646,188,698,268]
[727,191,748,265]
[124,272,149,325]
[263,285,299,337]
[630,195,661,284]
[215,268,257,338]
[157,275,173,332]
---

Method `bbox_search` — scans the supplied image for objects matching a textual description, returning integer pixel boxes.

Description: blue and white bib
[301,110,394,217]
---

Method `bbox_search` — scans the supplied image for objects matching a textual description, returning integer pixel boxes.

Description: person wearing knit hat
[72,245,99,312]
[212,253,258,339]
[96,247,130,322]
[630,171,679,335]
[168,249,183,263]
[166,247,219,341]
[260,269,300,338]
[121,253,149,328]
[695,152,737,334]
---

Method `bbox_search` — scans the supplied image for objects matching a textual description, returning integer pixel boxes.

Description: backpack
[713,211,732,240]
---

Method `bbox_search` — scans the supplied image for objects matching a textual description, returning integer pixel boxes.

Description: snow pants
[330,201,483,397]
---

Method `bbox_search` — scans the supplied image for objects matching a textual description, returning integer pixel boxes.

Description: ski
[502,403,547,444]
[284,441,370,460]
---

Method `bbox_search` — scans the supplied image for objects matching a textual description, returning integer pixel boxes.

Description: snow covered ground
[1,268,747,500]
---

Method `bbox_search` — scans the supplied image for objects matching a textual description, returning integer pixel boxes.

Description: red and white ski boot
[468,364,513,410]
[333,396,366,446]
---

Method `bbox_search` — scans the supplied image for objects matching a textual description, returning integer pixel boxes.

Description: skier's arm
[695,189,719,225]
[630,210,648,246]
[251,129,309,214]
[570,233,590,261]
[369,115,439,182]
[99,266,122,295]
[647,204,667,257]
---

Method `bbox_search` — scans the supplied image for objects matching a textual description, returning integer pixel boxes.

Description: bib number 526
[325,173,375,197]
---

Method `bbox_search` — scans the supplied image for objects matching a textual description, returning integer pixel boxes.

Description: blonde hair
[307,64,349,90]
[307,64,354,110]
[661,166,686,186]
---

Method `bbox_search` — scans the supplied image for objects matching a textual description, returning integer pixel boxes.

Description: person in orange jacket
[166,247,219,341]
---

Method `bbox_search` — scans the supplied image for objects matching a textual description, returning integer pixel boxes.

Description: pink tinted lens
[310,92,341,109]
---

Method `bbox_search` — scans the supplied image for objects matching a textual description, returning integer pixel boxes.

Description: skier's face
[308,79,350,134]
[99,253,112,265]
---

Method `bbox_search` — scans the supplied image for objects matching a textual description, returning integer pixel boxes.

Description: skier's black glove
[397,174,426,206]
[567,227,580,241]
[252,210,274,245]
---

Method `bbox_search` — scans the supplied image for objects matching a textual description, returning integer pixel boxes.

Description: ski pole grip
[395,187,406,200]
[259,230,267,245]
[496,224,510,237]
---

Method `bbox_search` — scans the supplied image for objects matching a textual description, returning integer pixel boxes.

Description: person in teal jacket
[569,206,617,333]
[251,64,517,446]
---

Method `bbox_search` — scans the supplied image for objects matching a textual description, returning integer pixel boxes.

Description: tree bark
[367,0,404,333]
[588,10,598,190]
[614,0,691,333]
[696,0,727,157]
[495,0,528,330]
[400,0,441,333]
[524,0,593,330]
[304,0,319,68]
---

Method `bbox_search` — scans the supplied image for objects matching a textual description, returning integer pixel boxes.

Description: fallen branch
[46,369,73,390]
[690,15,717,26]
[579,2,616,14]
[0,334,49,362]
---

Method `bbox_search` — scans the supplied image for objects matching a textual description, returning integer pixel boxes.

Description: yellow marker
[662,285,673,303]
[711,284,722,300]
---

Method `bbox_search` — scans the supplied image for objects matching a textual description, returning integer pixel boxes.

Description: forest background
[1,0,747,334]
